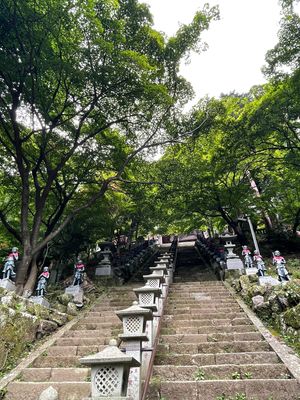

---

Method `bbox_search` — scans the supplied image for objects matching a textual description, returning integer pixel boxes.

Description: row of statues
[242,245,290,282]
[1,248,86,297]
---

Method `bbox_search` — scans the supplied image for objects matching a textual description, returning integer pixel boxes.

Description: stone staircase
[147,252,300,400]
[5,285,139,400]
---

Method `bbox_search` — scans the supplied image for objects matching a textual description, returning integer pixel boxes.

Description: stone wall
[230,276,300,351]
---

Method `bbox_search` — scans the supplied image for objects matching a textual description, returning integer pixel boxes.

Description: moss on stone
[282,303,300,330]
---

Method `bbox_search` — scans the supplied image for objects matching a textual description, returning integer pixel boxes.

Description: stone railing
[80,245,177,400]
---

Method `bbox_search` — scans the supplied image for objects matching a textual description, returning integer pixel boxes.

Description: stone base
[65,285,82,294]
[65,285,84,304]
[226,257,244,271]
[83,397,129,400]
[259,276,280,286]
[245,267,259,276]
[0,278,16,292]
[30,296,50,308]
[95,265,112,276]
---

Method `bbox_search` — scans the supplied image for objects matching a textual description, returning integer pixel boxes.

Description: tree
[0,0,219,293]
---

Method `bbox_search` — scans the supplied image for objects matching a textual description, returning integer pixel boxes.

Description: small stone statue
[36,267,50,296]
[2,247,19,280]
[242,245,253,268]
[73,259,85,286]
[273,250,290,282]
[253,250,266,276]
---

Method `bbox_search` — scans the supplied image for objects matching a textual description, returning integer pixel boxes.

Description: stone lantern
[220,233,244,274]
[143,272,164,289]
[133,283,161,312]
[143,272,165,314]
[115,302,153,400]
[80,338,139,399]
[133,283,162,347]
[95,242,115,277]
[150,264,167,277]
[115,301,152,342]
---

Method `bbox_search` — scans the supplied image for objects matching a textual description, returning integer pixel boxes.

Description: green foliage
[0,0,219,289]
[193,368,206,380]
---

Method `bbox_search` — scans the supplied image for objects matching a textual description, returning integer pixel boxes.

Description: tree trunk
[292,208,300,237]
[217,206,247,244]
[15,253,32,295]
[22,255,38,298]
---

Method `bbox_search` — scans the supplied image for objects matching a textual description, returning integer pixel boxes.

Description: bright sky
[143,0,282,99]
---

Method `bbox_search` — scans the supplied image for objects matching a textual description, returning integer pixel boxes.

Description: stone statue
[242,245,253,268]
[273,250,290,282]
[253,250,266,276]
[73,259,85,286]
[2,247,19,280]
[36,267,50,296]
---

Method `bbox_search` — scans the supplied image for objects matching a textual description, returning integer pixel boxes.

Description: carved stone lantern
[80,338,139,399]
[115,301,152,342]
[115,302,153,400]
[220,233,244,273]
[150,264,167,277]
[133,283,162,348]
[143,272,164,289]
[133,283,161,312]
[95,242,115,277]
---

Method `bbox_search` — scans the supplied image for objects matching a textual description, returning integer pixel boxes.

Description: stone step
[152,363,292,381]
[55,337,108,346]
[164,312,247,320]
[20,368,90,382]
[5,382,90,400]
[32,355,81,368]
[71,322,120,330]
[80,316,120,323]
[168,293,233,298]
[47,345,104,357]
[157,340,270,355]
[147,379,300,400]
[154,351,280,366]
[164,317,252,328]
[62,329,113,338]
[167,300,238,305]
[161,324,258,335]
[164,306,242,313]
[159,332,263,344]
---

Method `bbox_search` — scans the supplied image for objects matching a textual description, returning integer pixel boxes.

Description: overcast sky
[143,0,283,100]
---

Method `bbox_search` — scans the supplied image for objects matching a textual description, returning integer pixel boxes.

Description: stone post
[80,339,139,399]
[116,302,153,400]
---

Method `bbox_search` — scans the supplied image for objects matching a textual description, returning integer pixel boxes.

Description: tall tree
[0,0,219,293]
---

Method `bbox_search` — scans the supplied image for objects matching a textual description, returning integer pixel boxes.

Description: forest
[0,0,299,294]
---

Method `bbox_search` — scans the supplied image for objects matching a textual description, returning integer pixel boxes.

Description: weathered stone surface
[52,302,67,313]
[49,310,68,326]
[57,293,73,306]
[38,386,58,400]
[252,295,264,308]
[282,303,300,330]
[37,319,58,336]
[67,302,78,316]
